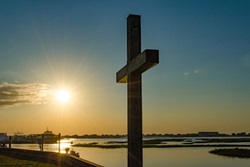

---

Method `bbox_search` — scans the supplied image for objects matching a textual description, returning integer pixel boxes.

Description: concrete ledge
[0,148,103,167]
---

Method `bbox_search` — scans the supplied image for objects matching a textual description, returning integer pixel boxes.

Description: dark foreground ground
[0,154,57,166]
[0,148,103,167]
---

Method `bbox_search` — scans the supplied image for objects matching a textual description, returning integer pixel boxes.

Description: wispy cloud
[192,69,201,74]
[184,72,190,76]
[184,69,202,76]
[0,82,53,108]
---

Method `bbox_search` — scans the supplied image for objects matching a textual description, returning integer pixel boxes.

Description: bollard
[41,134,44,151]
[8,136,12,148]
[58,133,61,153]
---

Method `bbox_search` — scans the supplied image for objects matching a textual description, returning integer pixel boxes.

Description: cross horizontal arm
[116,49,159,83]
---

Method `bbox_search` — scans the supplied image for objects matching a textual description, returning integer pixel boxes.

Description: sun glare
[56,89,70,103]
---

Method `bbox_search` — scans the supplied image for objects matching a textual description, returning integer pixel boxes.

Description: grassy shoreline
[72,143,250,149]
[209,148,250,158]
[72,138,250,149]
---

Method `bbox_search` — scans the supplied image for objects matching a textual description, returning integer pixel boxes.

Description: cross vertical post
[127,15,142,167]
[116,14,159,167]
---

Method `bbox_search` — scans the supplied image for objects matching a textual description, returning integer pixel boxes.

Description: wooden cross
[116,14,159,167]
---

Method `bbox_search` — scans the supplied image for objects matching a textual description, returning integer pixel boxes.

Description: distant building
[12,130,59,144]
[198,132,219,137]
[0,133,8,144]
[236,132,247,136]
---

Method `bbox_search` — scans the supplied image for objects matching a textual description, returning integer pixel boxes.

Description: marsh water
[11,138,250,167]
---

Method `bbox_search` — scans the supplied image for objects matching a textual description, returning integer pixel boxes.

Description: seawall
[0,148,103,167]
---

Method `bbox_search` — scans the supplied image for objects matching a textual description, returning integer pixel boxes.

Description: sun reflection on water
[57,139,73,153]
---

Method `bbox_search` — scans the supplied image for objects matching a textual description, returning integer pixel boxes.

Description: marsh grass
[194,138,250,144]
[209,148,250,158]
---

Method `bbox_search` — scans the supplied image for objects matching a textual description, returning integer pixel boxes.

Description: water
[11,138,250,167]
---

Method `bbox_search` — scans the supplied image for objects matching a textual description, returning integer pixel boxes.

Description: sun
[55,89,70,103]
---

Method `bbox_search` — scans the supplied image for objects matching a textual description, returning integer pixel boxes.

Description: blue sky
[0,0,250,135]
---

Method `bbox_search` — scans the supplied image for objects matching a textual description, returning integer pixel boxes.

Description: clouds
[0,82,53,108]
[184,69,202,76]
